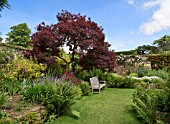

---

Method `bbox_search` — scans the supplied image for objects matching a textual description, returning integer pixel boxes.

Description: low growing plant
[78,81,91,96]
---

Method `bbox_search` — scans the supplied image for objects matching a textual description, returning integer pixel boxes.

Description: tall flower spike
[14,54,17,61]
[7,56,10,63]
[24,66,27,72]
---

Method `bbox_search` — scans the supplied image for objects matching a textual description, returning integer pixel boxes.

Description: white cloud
[140,0,170,35]
[142,0,161,9]
[127,0,135,5]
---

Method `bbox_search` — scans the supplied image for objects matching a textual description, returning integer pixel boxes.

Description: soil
[1,94,46,121]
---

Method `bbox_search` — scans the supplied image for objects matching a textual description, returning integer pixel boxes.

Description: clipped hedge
[147,54,170,70]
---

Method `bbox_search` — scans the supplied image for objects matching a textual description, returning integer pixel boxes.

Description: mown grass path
[55,88,141,124]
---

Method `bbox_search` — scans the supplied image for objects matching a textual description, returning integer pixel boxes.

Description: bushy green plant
[132,88,157,123]
[1,57,46,81]
[78,81,91,96]
[129,73,138,77]
[132,95,157,124]
[132,86,170,123]
[104,73,140,88]
[136,67,148,77]
[21,80,80,117]
[0,109,8,120]
[75,70,90,82]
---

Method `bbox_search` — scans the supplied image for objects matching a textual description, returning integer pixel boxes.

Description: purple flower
[7,56,10,63]
[24,66,26,72]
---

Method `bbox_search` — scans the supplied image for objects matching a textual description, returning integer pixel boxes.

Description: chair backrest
[90,77,99,86]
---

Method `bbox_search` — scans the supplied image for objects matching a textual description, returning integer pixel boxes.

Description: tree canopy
[0,0,10,16]
[24,10,116,72]
[24,22,63,66]
[136,45,156,55]
[153,35,170,53]
[6,23,31,48]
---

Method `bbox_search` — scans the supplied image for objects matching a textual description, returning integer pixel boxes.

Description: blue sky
[0,0,170,52]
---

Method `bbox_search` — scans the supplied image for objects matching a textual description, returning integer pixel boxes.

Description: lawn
[54,88,141,124]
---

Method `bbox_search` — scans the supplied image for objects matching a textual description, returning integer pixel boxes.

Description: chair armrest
[99,81,106,83]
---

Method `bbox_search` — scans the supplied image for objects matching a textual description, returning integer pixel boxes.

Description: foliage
[6,23,31,48]
[20,80,81,117]
[116,50,136,55]
[0,0,10,16]
[129,73,138,77]
[24,22,63,67]
[136,67,148,77]
[78,81,91,96]
[0,79,20,96]
[147,54,170,70]
[24,10,116,71]
[21,112,39,124]
[1,57,46,81]
[0,37,2,42]
[79,43,116,71]
[57,10,112,71]
[0,45,15,69]
[0,92,8,108]
[0,109,8,120]
[147,69,169,81]
[75,68,105,82]
[105,74,140,88]
[132,80,170,124]
[153,35,170,53]
[136,45,156,55]
[132,94,157,124]
[62,71,82,85]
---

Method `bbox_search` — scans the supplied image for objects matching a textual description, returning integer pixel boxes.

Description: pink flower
[14,54,17,61]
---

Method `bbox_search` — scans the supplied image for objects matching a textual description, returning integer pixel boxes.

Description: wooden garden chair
[90,77,106,94]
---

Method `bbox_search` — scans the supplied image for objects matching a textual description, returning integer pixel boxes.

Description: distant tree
[153,35,170,53]
[56,10,106,71]
[6,23,31,47]
[0,0,10,16]
[136,45,156,55]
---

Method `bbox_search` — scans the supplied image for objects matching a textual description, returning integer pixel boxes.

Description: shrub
[132,87,170,123]
[21,80,80,117]
[132,88,157,123]
[136,67,148,77]
[62,71,82,85]
[129,73,138,77]
[78,81,91,96]
[75,68,105,82]
[1,57,46,81]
